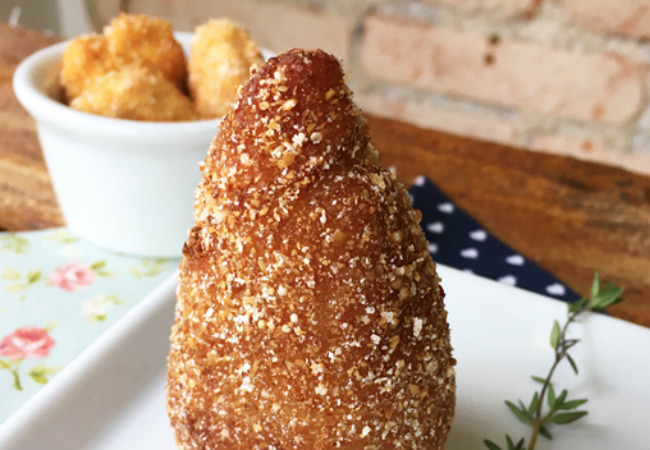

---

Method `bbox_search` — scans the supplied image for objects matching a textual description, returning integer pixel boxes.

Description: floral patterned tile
[0,228,178,424]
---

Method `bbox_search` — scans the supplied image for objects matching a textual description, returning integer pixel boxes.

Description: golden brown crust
[167,48,455,450]
[60,13,188,108]
[69,63,196,122]
[188,19,264,118]
[103,13,188,91]
[60,33,118,101]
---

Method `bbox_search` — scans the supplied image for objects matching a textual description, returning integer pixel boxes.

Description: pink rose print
[48,262,95,292]
[0,326,55,360]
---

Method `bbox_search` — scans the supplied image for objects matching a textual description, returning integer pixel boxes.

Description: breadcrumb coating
[189,19,264,118]
[103,13,188,91]
[60,33,118,101]
[69,64,196,122]
[166,48,456,449]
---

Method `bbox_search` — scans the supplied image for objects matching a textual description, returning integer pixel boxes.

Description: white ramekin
[13,32,220,257]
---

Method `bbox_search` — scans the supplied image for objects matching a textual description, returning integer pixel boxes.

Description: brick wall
[97,0,650,173]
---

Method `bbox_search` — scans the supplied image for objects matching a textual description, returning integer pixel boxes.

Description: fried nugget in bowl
[13,33,223,257]
[104,13,188,91]
[189,19,264,118]
[60,33,118,101]
[70,64,196,122]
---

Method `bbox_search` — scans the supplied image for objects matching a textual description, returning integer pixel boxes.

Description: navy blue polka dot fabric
[409,176,580,303]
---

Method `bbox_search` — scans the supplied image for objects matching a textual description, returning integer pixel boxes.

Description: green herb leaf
[517,399,528,416]
[505,400,531,424]
[0,360,10,369]
[590,272,600,299]
[484,439,503,450]
[547,383,556,408]
[564,339,580,351]
[568,297,587,313]
[566,353,579,375]
[487,273,623,450]
[590,282,624,310]
[559,398,588,410]
[539,425,552,440]
[531,375,546,384]
[505,434,525,450]
[550,320,561,351]
[527,392,540,417]
[551,411,588,424]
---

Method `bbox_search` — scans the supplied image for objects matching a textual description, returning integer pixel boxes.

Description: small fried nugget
[189,19,264,118]
[60,33,118,101]
[104,13,187,91]
[70,64,196,122]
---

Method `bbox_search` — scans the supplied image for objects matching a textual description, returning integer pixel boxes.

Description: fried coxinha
[166,48,456,450]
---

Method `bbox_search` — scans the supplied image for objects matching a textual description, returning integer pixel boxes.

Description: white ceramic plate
[0,265,648,450]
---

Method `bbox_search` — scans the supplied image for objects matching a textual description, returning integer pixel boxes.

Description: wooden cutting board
[0,24,63,230]
[1,23,650,327]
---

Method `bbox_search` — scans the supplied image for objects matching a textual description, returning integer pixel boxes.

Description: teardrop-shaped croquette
[166,48,456,450]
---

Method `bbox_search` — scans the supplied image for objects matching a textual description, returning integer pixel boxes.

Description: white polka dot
[437,202,454,214]
[460,248,479,259]
[428,243,438,254]
[498,275,517,286]
[414,175,426,186]
[506,254,525,266]
[408,194,415,204]
[426,222,444,234]
[546,283,566,296]
[469,229,487,241]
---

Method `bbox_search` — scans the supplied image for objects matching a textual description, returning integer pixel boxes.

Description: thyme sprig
[484,273,624,450]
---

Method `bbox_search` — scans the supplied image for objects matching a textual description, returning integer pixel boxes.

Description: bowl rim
[12,31,225,140]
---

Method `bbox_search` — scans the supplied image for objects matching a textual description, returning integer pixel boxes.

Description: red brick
[632,132,650,155]
[422,0,541,18]
[361,13,647,124]
[356,93,521,146]
[563,0,650,39]
[131,0,352,59]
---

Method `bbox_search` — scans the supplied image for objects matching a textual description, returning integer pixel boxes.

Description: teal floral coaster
[0,228,178,424]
